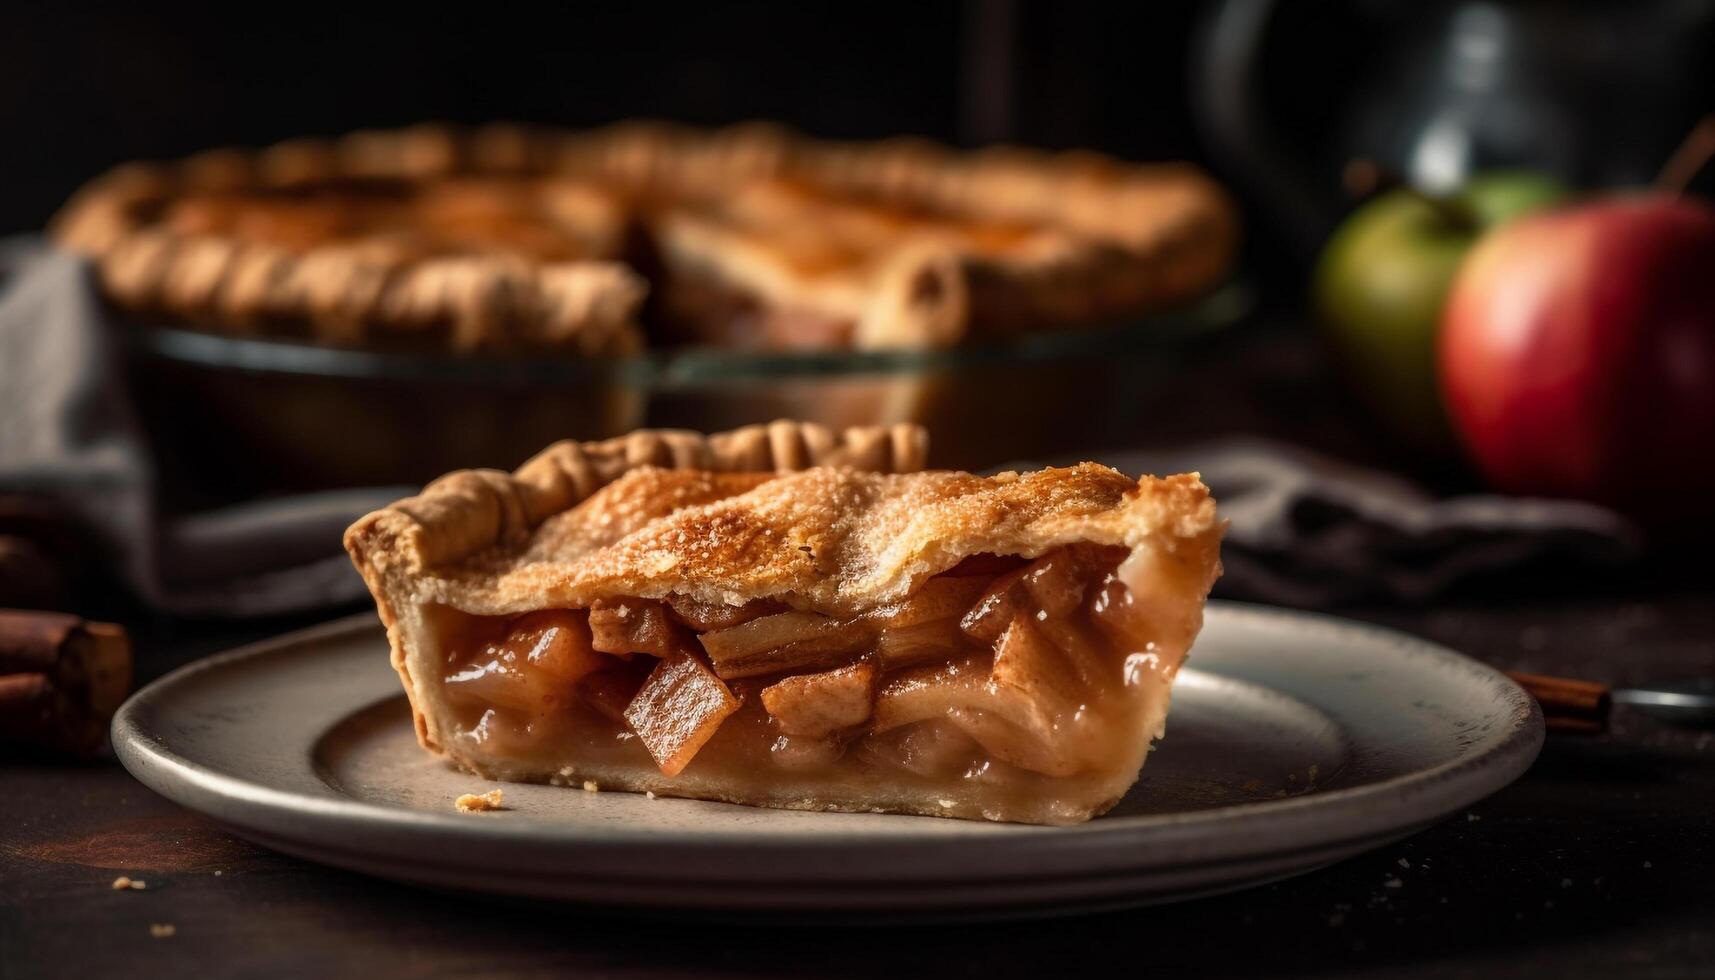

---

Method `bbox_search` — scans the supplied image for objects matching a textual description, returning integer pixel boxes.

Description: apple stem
[1343,158,1479,230]
[1655,115,1715,195]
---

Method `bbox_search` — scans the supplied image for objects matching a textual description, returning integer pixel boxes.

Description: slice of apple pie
[345,421,1222,825]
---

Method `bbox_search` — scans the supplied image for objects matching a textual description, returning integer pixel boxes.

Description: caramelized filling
[436,544,1195,817]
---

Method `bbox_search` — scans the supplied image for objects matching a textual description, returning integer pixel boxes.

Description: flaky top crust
[345,420,928,618]
[348,423,1215,623]
[412,464,1217,620]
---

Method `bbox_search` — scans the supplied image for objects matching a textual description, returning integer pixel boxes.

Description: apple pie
[345,420,1223,825]
[53,122,1237,353]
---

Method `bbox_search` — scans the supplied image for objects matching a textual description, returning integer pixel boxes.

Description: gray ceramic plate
[112,602,1541,920]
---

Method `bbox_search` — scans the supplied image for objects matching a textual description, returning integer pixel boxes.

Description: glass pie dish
[122,280,1251,502]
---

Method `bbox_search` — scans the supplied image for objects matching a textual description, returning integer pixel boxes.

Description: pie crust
[345,419,1222,825]
[50,133,646,353]
[53,122,1237,353]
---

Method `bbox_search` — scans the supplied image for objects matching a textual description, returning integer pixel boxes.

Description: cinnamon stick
[0,534,65,610]
[1506,670,1611,735]
[0,610,132,758]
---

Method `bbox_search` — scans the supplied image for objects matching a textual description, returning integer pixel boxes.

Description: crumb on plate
[111,876,146,891]
[455,789,505,813]
[150,923,176,939]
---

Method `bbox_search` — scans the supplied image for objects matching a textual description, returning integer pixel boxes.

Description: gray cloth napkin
[0,238,1640,616]
[1040,442,1641,606]
[0,239,402,617]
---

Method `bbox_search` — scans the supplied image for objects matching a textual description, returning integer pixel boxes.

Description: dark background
[9,2,1715,284]
[0,3,1205,232]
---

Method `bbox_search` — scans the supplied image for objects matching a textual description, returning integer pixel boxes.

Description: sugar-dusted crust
[345,420,928,749]
[53,121,1237,352]
[394,463,1219,620]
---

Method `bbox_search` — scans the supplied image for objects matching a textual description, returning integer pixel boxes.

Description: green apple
[1314,172,1567,448]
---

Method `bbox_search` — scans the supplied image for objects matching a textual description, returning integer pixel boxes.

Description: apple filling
[432,542,1209,824]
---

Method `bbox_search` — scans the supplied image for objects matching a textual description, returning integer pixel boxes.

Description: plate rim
[112,601,1544,885]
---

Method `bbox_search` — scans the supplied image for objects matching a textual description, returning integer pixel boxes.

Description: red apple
[1439,195,1715,521]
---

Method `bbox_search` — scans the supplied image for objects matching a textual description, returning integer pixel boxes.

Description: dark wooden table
[3,327,1713,977]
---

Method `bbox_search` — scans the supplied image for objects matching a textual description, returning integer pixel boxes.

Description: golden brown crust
[50,137,647,353]
[344,420,928,749]
[640,132,1238,348]
[413,464,1217,619]
[347,418,928,571]
[52,121,1237,352]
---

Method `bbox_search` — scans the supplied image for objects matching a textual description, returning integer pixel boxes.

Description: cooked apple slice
[444,660,559,716]
[876,617,971,669]
[871,661,1078,778]
[699,611,877,679]
[871,576,990,629]
[944,706,1078,777]
[444,611,603,717]
[960,547,1117,644]
[990,615,1085,732]
[860,719,985,778]
[589,598,686,658]
[511,610,605,682]
[873,618,1091,777]
[761,660,877,737]
[708,630,877,679]
[959,565,1031,644]
[871,652,995,732]
[665,594,785,632]
[1030,611,1112,691]
[623,649,741,776]
[984,612,1123,775]
[700,611,842,659]
[1020,548,1111,618]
